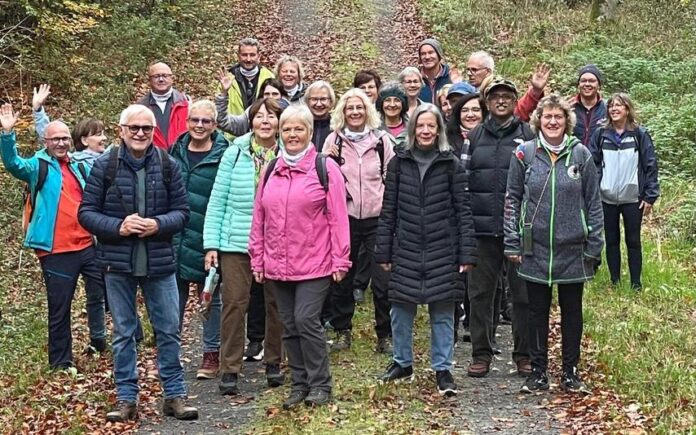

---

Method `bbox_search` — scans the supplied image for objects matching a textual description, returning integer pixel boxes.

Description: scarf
[539,132,568,155]
[285,84,300,99]
[122,144,149,171]
[152,88,173,112]
[343,126,370,143]
[281,145,310,167]
[240,65,259,79]
[251,136,278,185]
[459,125,470,140]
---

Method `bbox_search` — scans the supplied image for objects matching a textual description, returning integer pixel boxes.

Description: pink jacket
[322,129,396,219]
[248,147,352,281]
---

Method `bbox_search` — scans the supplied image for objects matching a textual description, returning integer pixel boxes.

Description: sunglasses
[122,125,154,134]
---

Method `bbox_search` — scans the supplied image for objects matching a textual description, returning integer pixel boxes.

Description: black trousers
[330,217,391,338]
[352,243,372,292]
[527,281,584,373]
[247,281,265,342]
[603,202,643,288]
[468,236,529,363]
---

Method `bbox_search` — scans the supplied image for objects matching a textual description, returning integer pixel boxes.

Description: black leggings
[603,202,643,288]
[527,281,583,373]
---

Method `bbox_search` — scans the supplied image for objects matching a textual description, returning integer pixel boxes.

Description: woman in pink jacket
[322,88,396,355]
[249,104,351,409]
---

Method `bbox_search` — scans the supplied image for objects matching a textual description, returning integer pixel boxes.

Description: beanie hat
[418,38,444,61]
[376,83,409,119]
[447,82,477,99]
[577,64,603,86]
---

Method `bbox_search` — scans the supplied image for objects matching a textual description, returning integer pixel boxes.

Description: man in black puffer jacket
[463,78,535,379]
[79,104,196,423]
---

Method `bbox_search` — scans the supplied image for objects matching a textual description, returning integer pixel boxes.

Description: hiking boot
[196,351,219,380]
[560,367,591,395]
[282,390,309,410]
[376,337,393,354]
[304,389,332,407]
[516,358,532,377]
[266,363,284,388]
[219,372,239,396]
[163,397,198,420]
[467,359,490,378]
[244,341,264,361]
[436,370,458,397]
[380,361,414,382]
[520,370,550,394]
[106,400,137,422]
[89,337,107,354]
[353,288,365,304]
[330,330,351,352]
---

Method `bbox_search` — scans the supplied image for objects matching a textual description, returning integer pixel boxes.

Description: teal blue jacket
[203,132,261,253]
[0,131,88,251]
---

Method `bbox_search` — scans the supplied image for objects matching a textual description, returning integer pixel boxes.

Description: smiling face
[281,118,310,155]
[382,96,403,120]
[252,104,279,143]
[401,73,422,98]
[121,111,154,157]
[578,72,600,100]
[439,94,452,120]
[359,80,378,103]
[540,107,567,144]
[238,44,259,70]
[148,63,174,95]
[44,122,72,159]
[608,100,628,125]
[344,96,367,131]
[279,62,299,89]
[307,87,332,119]
[82,130,107,153]
[415,112,438,149]
[486,87,516,119]
[460,98,483,130]
[187,107,216,142]
[419,45,439,70]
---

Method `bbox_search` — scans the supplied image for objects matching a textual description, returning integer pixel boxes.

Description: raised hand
[530,63,551,91]
[0,103,19,133]
[217,67,233,92]
[32,84,51,111]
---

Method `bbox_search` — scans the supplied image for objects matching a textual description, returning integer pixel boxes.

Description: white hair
[280,103,315,139]
[398,66,422,83]
[119,104,156,126]
[188,99,218,120]
[469,50,495,71]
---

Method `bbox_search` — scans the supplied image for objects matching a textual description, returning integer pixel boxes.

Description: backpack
[22,159,87,234]
[262,153,330,213]
[331,133,386,182]
[103,146,171,214]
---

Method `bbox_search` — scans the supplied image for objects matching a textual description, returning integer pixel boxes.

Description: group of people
[0,35,659,422]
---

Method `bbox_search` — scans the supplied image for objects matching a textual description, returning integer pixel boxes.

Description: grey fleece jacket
[503,136,604,285]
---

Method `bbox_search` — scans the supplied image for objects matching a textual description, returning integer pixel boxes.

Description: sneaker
[520,370,550,394]
[106,400,137,422]
[219,372,239,396]
[197,351,220,380]
[282,390,309,410]
[376,337,393,354]
[266,363,284,388]
[436,370,458,396]
[330,330,351,352]
[516,358,532,377]
[560,367,591,394]
[467,359,490,378]
[353,288,365,304]
[380,361,414,382]
[163,397,198,420]
[244,341,264,361]
[304,389,332,406]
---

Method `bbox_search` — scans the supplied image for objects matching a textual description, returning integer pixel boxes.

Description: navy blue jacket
[78,144,190,276]
[418,64,452,105]
[573,96,607,145]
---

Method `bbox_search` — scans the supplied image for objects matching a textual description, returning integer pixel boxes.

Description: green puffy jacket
[203,132,260,255]
[171,130,230,283]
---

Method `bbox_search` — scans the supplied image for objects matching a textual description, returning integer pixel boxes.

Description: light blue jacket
[0,131,88,251]
[203,132,259,253]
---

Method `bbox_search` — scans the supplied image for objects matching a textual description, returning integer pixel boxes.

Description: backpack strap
[104,146,120,191]
[315,153,330,214]
[262,157,279,187]
[156,147,172,185]
[76,162,88,185]
[32,159,49,207]
[375,136,385,183]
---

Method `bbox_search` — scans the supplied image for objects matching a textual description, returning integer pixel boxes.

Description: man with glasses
[137,62,191,150]
[0,103,105,370]
[571,64,607,145]
[463,77,535,379]
[79,104,196,422]
[466,50,550,122]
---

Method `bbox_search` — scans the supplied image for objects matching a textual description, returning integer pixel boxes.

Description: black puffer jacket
[79,144,190,276]
[375,149,477,304]
[465,116,534,236]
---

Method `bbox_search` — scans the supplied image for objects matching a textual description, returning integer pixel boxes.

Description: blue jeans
[391,301,455,372]
[105,272,186,402]
[177,278,221,352]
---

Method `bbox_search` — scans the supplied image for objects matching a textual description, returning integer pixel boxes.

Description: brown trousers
[219,253,283,374]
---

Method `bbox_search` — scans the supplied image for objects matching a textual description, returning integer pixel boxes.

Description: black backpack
[330,134,386,183]
[262,153,330,213]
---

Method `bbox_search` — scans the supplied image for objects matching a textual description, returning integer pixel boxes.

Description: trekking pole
[199,266,219,321]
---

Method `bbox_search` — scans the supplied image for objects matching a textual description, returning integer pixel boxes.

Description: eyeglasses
[122,125,154,134]
[487,93,515,102]
[579,78,598,85]
[467,67,488,74]
[402,79,422,85]
[308,97,330,104]
[150,74,173,80]
[461,107,482,114]
[188,117,214,126]
[608,103,626,109]
[45,136,72,145]
[541,114,565,122]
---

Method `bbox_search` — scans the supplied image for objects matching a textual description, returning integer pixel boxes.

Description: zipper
[358,155,363,219]
[547,162,556,286]
[580,209,588,239]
